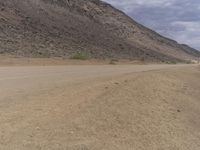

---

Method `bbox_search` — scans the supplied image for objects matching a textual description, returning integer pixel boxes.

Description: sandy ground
[0,64,200,150]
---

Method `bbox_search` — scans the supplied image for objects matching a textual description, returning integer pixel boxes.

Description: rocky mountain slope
[0,0,199,62]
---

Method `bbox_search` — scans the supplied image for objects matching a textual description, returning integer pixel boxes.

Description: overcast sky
[103,0,200,50]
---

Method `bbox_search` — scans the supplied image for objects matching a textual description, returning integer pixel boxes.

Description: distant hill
[0,0,199,62]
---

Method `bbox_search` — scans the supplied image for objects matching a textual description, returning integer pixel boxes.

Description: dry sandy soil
[0,64,200,150]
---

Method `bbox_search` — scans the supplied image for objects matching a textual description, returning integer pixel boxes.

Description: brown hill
[0,0,199,62]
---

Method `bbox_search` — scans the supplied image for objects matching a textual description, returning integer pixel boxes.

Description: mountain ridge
[0,0,199,62]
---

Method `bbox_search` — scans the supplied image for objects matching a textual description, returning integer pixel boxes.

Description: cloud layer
[104,0,200,50]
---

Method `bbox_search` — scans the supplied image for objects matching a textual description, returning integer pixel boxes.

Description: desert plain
[0,60,200,150]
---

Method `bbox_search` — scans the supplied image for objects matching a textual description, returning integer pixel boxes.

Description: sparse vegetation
[140,57,145,62]
[70,52,90,60]
[166,61,177,64]
[186,61,193,64]
[109,59,119,65]
[36,51,51,58]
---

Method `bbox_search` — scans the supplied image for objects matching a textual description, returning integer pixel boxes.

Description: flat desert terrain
[0,64,200,150]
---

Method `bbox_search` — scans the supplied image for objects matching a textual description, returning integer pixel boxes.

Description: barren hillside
[0,0,199,62]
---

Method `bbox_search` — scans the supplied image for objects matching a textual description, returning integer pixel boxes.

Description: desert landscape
[0,64,200,150]
[1,0,200,149]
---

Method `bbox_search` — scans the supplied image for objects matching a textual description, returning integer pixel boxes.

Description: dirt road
[0,64,200,150]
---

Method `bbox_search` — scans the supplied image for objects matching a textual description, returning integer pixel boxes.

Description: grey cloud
[103,0,200,50]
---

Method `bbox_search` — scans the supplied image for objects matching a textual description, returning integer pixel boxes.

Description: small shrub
[70,52,89,60]
[186,61,193,64]
[140,57,145,62]
[166,61,177,64]
[171,61,177,64]
[35,51,50,58]
[109,59,119,65]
